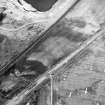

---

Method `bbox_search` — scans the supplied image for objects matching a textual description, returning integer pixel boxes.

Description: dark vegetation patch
[24,0,58,12]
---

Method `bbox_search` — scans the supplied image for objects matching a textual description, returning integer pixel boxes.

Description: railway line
[0,0,79,75]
